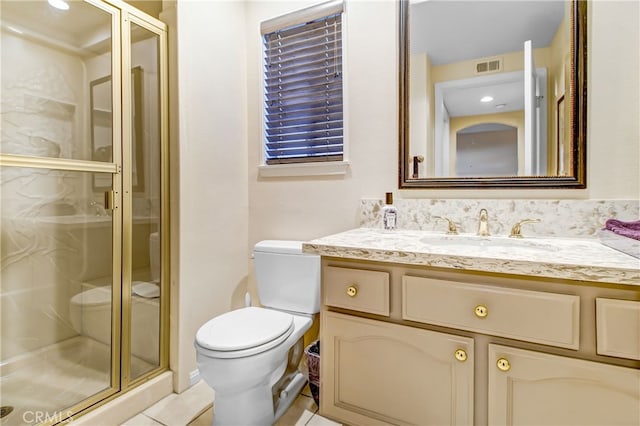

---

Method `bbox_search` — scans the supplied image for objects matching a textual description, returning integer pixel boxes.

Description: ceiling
[1,0,162,56]
[410,0,566,66]
[409,0,563,117]
[444,77,524,117]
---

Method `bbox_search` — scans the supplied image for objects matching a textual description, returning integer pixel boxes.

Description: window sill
[258,161,350,178]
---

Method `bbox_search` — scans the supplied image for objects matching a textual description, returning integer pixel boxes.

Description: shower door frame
[0,0,169,422]
[119,3,170,391]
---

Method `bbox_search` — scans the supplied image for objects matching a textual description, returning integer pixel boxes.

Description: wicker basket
[304,340,320,405]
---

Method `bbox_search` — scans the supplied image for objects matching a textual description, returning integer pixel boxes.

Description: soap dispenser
[382,192,398,231]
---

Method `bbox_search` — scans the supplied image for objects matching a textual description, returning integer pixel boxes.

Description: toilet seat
[70,286,110,306]
[195,307,294,359]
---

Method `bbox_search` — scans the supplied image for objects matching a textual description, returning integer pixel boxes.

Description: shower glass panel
[128,21,162,381]
[1,0,167,422]
[0,168,115,425]
[0,0,115,163]
[1,1,121,424]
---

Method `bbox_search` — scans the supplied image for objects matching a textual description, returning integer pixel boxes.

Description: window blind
[262,5,343,165]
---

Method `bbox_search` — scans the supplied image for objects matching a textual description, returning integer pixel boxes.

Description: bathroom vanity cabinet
[318,258,640,426]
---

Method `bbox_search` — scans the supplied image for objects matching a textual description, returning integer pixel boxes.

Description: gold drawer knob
[474,305,488,318]
[496,358,511,372]
[454,349,468,362]
[346,285,358,297]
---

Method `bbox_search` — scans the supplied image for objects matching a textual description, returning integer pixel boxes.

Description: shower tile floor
[0,336,154,426]
[120,382,342,426]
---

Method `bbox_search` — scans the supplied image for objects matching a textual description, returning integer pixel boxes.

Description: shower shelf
[3,92,76,120]
[8,215,159,229]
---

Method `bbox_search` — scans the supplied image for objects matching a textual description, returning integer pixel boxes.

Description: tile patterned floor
[120,383,342,426]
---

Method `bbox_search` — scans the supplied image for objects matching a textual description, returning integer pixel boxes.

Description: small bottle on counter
[382,192,398,231]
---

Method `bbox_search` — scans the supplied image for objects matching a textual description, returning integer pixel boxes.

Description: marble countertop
[303,228,640,286]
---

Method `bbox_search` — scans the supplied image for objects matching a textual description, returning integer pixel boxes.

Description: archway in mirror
[455,123,518,177]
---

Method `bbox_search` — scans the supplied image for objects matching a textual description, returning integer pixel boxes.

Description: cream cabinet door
[488,344,640,425]
[321,311,474,426]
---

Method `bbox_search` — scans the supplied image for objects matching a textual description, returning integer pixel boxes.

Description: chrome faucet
[477,209,490,237]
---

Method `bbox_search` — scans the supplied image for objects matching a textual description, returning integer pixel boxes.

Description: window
[261,1,344,168]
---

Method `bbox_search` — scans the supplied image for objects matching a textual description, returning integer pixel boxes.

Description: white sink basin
[419,234,560,253]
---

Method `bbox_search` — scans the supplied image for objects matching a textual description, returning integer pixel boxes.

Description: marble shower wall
[360,199,640,238]
[1,28,159,361]
[1,32,95,360]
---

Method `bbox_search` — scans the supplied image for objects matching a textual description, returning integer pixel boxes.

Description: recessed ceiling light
[495,103,506,109]
[480,96,494,103]
[48,0,70,11]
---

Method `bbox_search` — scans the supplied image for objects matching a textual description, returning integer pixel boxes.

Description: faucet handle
[509,219,541,238]
[434,216,459,235]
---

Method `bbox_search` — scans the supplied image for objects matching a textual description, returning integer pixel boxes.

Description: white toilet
[69,232,161,363]
[194,240,320,426]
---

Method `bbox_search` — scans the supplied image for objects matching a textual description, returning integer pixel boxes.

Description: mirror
[399,0,586,188]
[91,66,144,191]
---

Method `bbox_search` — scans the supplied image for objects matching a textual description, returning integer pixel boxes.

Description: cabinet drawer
[324,266,389,316]
[402,276,580,349]
[596,298,640,360]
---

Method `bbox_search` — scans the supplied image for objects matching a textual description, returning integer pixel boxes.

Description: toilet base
[213,384,274,426]
[211,371,307,426]
[208,339,308,425]
[273,372,307,421]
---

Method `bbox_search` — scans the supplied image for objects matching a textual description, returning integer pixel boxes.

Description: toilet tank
[254,240,320,314]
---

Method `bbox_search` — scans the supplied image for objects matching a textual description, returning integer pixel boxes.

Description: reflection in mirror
[90,67,144,191]
[456,123,518,176]
[399,0,586,188]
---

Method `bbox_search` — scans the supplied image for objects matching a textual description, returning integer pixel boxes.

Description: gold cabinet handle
[346,285,358,297]
[454,349,468,362]
[496,358,511,372]
[474,305,488,318]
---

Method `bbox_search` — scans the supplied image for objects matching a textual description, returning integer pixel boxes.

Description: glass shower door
[0,0,122,423]
[125,18,164,384]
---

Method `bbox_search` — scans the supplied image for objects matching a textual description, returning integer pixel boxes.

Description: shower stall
[0,1,168,424]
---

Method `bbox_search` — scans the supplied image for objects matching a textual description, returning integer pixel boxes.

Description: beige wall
[247,0,639,220]
[169,0,249,392]
[587,0,639,199]
[168,0,639,392]
[247,0,397,244]
[430,47,552,85]
[409,53,431,177]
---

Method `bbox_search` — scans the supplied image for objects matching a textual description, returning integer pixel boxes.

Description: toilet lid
[132,281,160,298]
[195,307,294,352]
[70,287,111,306]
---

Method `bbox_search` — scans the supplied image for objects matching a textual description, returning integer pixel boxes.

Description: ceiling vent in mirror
[474,57,503,75]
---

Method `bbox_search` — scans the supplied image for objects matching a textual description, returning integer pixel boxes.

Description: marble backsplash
[360,199,640,238]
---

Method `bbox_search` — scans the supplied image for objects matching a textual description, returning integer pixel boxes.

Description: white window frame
[258,0,349,178]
